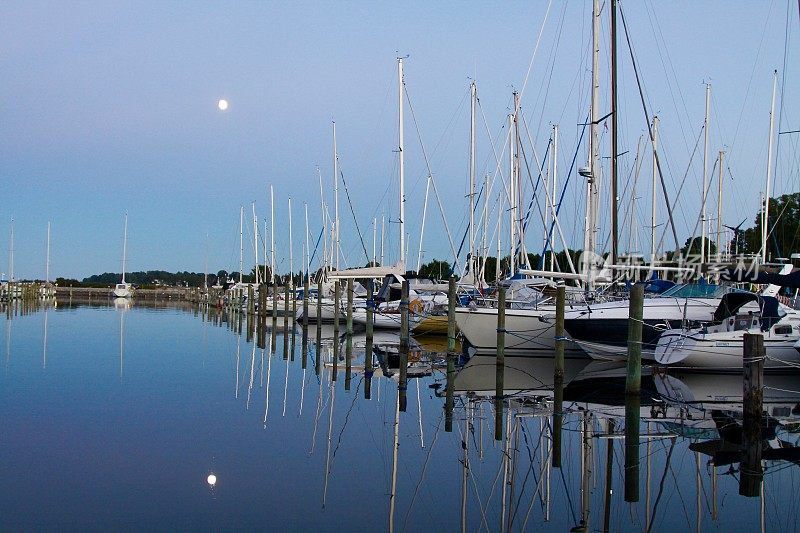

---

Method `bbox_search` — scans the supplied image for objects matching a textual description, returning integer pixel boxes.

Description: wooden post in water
[259,283,267,319]
[344,273,354,391]
[552,282,566,467]
[316,279,323,325]
[625,283,644,395]
[272,282,278,321]
[303,276,310,326]
[247,285,255,316]
[624,283,644,502]
[740,333,764,497]
[399,279,409,412]
[332,281,340,382]
[495,286,506,441]
[284,282,290,327]
[364,279,374,400]
[445,275,457,433]
[624,393,641,502]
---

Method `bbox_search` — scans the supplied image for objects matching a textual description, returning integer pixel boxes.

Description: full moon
[217,99,228,111]
[207,474,217,487]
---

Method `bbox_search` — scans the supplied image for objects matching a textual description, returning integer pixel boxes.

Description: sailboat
[112,213,132,299]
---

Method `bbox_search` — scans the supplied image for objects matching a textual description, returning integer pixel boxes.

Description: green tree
[418,259,452,279]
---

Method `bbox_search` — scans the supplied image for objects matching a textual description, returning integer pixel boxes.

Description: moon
[217,99,229,111]
[207,474,217,487]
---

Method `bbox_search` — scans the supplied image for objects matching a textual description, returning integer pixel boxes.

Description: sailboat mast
[469,81,477,277]
[122,213,128,284]
[289,197,294,287]
[551,125,558,270]
[762,70,778,263]
[238,206,244,284]
[701,83,711,264]
[333,121,340,271]
[252,202,259,285]
[317,166,327,278]
[45,221,51,283]
[716,150,725,263]
[583,0,601,289]
[270,186,275,285]
[650,116,659,263]
[398,57,406,270]
[508,111,516,277]
[610,0,619,266]
[8,218,13,282]
[305,202,310,278]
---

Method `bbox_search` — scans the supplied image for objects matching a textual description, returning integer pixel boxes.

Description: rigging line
[338,168,370,264]
[619,3,681,253]
[517,136,552,261]
[540,113,588,260]
[646,437,677,533]
[519,0,554,102]
[404,85,460,267]
[401,411,443,532]
[655,125,705,258]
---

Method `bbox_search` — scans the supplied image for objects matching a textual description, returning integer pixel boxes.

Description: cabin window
[774,325,793,335]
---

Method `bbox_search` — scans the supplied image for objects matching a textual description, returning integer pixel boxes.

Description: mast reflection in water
[0,302,798,531]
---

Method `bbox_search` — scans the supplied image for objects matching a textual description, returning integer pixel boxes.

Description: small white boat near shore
[655,293,800,371]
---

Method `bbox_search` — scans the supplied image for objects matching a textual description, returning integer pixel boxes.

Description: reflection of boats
[453,355,589,397]
[655,293,800,370]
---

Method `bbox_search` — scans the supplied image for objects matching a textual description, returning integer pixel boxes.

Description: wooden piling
[247,285,255,316]
[364,279,374,400]
[303,276,310,326]
[554,283,565,380]
[316,279,323,325]
[332,280,340,382]
[624,393,641,502]
[346,279,353,336]
[282,282,289,326]
[495,286,506,441]
[258,283,267,319]
[625,283,644,396]
[272,282,278,321]
[399,279,409,412]
[447,276,457,354]
[740,332,764,497]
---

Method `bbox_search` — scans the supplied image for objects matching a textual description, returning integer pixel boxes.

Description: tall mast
[610,0,619,266]
[252,202,259,285]
[701,83,711,264]
[317,166,327,278]
[650,116,659,263]
[45,221,51,283]
[551,125,558,270]
[8,218,14,282]
[372,218,377,266]
[304,202,310,277]
[238,206,243,284]
[762,70,778,263]
[289,197,294,286]
[333,121,340,271]
[583,0,601,289]
[716,150,725,263]
[398,57,406,270]
[270,186,275,285]
[122,212,128,284]
[380,214,385,266]
[508,111,516,277]
[469,81,477,277]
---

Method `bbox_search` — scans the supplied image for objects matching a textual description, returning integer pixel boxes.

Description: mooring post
[316,279,323,326]
[624,393,641,502]
[272,281,278,321]
[625,283,644,395]
[445,275,457,433]
[399,279,409,412]
[552,281,566,467]
[303,276,310,326]
[331,280,340,382]
[364,279,374,400]
[247,285,255,316]
[741,332,764,497]
[346,279,354,336]
[495,286,506,441]
[283,281,290,327]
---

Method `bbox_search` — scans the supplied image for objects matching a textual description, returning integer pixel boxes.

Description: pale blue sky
[1,1,797,279]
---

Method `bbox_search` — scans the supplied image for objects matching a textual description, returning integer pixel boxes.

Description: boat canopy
[711,293,781,331]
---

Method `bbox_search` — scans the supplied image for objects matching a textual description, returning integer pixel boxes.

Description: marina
[2,1,800,530]
[2,299,800,531]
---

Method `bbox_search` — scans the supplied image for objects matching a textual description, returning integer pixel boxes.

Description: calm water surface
[2,302,799,531]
